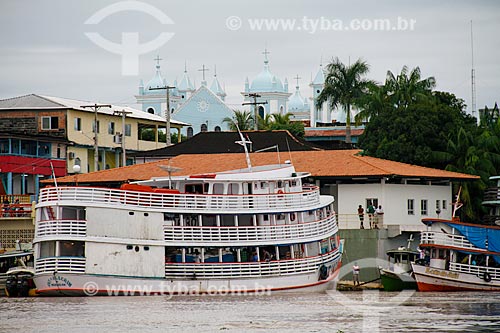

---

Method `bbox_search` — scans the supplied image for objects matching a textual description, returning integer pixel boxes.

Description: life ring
[290,213,296,221]
[483,272,492,283]
[277,190,284,194]
[319,265,328,281]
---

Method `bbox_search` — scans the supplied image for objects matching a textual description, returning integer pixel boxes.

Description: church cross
[198,64,209,81]
[294,74,301,87]
[154,55,162,66]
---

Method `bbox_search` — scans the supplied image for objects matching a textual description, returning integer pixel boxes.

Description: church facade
[135,52,350,137]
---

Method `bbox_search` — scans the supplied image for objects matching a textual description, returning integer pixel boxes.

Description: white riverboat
[33,160,342,296]
[412,178,500,291]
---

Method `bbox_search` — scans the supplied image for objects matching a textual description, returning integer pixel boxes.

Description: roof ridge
[350,151,392,174]
[35,94,69,108]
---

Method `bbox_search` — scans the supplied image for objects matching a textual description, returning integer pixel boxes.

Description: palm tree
[354,82,389,125]
[385,66,436,110]
[258,114,273,130]
[222,110,254,131]
[316,57,373,143]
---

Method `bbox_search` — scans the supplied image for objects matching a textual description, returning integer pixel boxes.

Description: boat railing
[36,220,87,238]
[163,215,337,245]
[449,262,500,280]
[421,231,480,250]
[164,249,340,279]
[38,186,322,213]
[483,187,500,203]
[35,256,86,274]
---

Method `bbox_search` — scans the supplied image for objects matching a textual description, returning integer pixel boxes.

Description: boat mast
[235,124,252,170]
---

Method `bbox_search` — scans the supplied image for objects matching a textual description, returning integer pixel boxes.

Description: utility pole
[113,109,132,167]
[81,103,111,172]
[150,86,175,146]
[243,93,267,130]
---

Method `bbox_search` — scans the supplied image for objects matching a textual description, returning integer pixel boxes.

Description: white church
[134,51,346,136]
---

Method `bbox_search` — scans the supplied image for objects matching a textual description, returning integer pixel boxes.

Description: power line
[242,93,267,130]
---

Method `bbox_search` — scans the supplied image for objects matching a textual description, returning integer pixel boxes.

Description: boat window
[277,213,285,220]
[61,207,86,220]
[238,215,253,226]
[277,180,283,188]
[263,214,269,221]
[185,183,204,194]
[212,183,224,195]
[291,180,297,187]
[39,241,56,258]
[401,254,408,262]
[127,245,133,250]
[202,214,217,226]
[144,246,150,251]
[220,215,233,226]
[260,182,267,189]
[228,183,239,194]
[60,241,85,257]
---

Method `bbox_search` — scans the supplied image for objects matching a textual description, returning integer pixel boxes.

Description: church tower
[310,63,330,126]
[135,56,182,117]
[241,48,291,118]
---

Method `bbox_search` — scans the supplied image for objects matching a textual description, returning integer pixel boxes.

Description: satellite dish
[158,163,182,189]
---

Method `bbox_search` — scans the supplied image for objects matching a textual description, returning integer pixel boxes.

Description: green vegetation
[224,110,305,138]
[352,63,499,221]
[317,57,374,143]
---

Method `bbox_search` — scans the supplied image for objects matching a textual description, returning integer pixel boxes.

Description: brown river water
[1,291,500,332]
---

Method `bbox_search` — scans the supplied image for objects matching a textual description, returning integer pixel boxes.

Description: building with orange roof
[46,149,478,233]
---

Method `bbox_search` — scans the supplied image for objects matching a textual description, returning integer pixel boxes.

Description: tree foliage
[316,57,374,143]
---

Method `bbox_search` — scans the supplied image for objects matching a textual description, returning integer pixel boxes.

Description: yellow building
[0,94,188,175]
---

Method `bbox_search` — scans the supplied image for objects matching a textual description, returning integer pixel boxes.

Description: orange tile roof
[48,150,478,184]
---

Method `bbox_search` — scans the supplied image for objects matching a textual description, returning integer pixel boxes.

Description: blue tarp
[448,223,500,264]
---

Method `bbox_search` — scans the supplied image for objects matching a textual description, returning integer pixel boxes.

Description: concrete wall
[339,229,421,282]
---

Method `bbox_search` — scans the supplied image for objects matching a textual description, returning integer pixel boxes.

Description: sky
[0,0,499,116]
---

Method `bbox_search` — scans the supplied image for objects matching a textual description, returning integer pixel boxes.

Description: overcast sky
[1,0,499,115]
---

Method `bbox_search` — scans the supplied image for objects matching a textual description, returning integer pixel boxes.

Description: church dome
[249,52,285,93]
[143,58,167,95]
[288,86,308,112]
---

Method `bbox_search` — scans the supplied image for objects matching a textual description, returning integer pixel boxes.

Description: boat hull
[35,266,340,296]
[412,264,500,292]
[379,269,416,291]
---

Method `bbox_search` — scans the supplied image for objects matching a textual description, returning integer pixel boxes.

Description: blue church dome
[249,52,285,93]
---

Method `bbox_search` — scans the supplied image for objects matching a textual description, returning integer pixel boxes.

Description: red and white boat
[412,177,500,291]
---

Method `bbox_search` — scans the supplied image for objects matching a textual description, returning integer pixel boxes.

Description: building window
[214,126,221,132]
[258,106,265,118]
[75,157,81,166]
[74,117,81,131]
[187,127,193,138]
[147,107,154,114]
[366,198,378,209]
[92,120,100,133]
[108,122,115,135]
[41,116,59,130]
[442,200,447,210]
[407,199,414,215]
[125,124,131,136]
[279,105,284,114]
[421,199,428,216]
[200,123,207,132]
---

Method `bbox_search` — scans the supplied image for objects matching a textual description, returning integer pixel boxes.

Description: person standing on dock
[374,205,384,229]
[367,203,375,228]
[357,205,365,229]
[352,263,360,286]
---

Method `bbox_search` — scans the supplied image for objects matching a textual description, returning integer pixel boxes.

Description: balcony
[163,215,338,246]
[1,194,33,219]
[420,231,484,251]
[164,249,340,279]
[483,187,500,205]
[36,220,87,238]
[38,186,324,214]
[35,257,86,274]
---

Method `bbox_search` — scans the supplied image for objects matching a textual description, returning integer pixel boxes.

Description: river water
[1,291,499,332]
